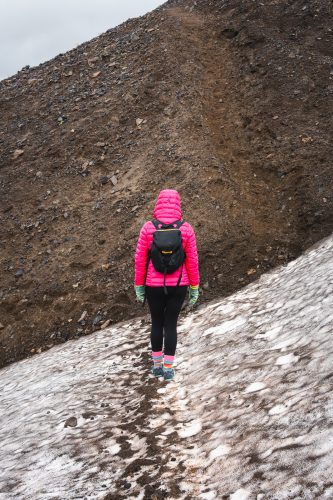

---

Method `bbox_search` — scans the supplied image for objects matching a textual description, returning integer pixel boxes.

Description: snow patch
[230,488,251,500]
[1,234,332,499]
[244,382,266,393]
[200,491,217,500]
[209,444,230,460]
[204,317,246,336]
[276,353,299,365]
[178,419,202,438]
[109,443,121,455]
[269,404,288,415]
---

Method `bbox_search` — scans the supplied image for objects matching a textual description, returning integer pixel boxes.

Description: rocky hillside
[0,0,332,367]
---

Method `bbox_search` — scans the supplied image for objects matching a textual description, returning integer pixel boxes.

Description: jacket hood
[153,189,182,223]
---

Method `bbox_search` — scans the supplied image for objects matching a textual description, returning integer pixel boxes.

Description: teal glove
[188,285,199,305]
[135,285,145,303]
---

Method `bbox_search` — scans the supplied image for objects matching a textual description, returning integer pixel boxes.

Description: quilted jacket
[134,189,200,287]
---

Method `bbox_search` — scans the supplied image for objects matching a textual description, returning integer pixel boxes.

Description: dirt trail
[1,0,332,367]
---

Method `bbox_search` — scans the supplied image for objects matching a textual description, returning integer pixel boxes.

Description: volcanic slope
[0,0,332,366]
[1,234,332,499]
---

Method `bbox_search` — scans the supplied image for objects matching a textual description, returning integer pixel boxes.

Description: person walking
[134,189,200,381]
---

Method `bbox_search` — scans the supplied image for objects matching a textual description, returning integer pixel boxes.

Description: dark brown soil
[0,0,332,368]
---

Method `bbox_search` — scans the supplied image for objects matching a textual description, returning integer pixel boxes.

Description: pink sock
[164,355,175,369]
[152,351,163,367]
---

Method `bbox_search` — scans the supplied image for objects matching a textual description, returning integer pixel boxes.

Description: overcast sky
[0,0,165,81]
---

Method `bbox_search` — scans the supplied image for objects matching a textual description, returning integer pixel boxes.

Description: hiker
[134,189,200,381]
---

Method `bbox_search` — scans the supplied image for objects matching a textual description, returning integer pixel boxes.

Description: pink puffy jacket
[134,190,200,287]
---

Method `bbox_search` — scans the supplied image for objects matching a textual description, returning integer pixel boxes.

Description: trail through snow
[1,235,333,499]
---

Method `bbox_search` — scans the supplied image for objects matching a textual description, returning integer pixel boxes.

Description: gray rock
[93,314,103,326]
[277,170,286,178]
[100,176,109,185]
[64,417,77,428]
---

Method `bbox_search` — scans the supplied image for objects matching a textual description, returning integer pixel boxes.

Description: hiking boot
[151,365,164,377]
[163,368,175,381]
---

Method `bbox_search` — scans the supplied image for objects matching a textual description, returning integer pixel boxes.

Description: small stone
[78,311,87,323]
[100,176,109,185]
[57,116,67,124]
[93,314,103,326]
[277,170,286,178]
[101,319,111,329]
[110,175,118,186]
[15,269,24,277]
[246,268,257,276]
[131,205,139,212]
[136,118,144,127]
[0,323,4,329]
[95,142,106,147]
[301,136,313,144]
[13,149,24,159]
[92,71,101,78]
[64,417,77,428]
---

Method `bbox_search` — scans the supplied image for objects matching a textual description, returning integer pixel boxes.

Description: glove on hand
[188,285,199,305]
[135,285,145,303]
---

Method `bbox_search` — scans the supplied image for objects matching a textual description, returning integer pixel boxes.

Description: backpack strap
[172,220,184,229]
[152,219,161,229]
[152,219,184,230]
[176,262,184,287]
[142,250,151,306]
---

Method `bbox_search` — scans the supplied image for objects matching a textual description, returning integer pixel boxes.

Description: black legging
[145,286,188,356]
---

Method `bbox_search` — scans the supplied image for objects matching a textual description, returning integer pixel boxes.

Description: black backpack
[146,219,185,295]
